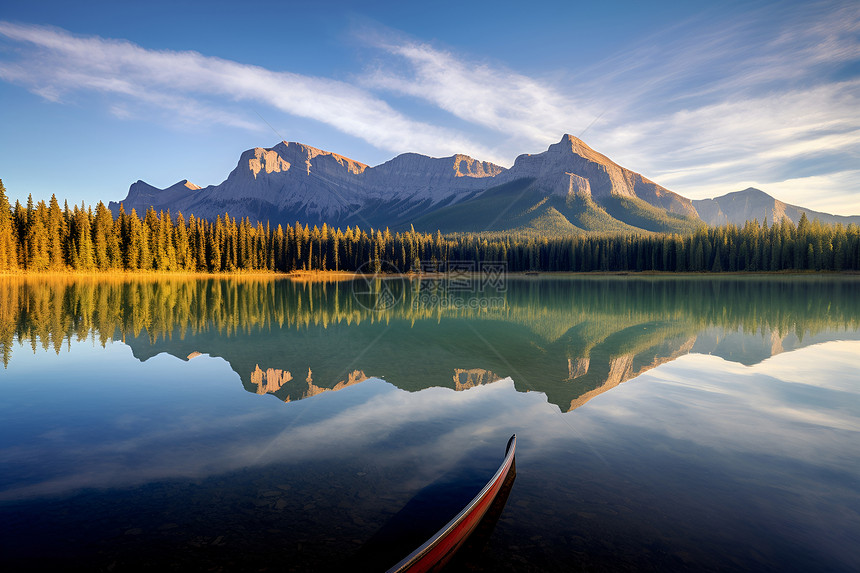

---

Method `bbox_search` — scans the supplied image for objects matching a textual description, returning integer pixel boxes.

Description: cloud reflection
[574,341,860,468]
[0,353,545,501]
[1,340,857,504]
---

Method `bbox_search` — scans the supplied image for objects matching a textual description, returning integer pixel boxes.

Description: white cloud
[362,40,595,148]
[0,375,543,501]
[572,5,860,210]
[0,21,495,161]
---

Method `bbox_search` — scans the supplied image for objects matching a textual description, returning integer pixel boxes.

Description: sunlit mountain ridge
[110,136,859,236]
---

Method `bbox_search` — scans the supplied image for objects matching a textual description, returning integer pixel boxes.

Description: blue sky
[0,0,858,215]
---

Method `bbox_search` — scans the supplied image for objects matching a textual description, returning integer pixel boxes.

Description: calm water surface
[0,275,858,572]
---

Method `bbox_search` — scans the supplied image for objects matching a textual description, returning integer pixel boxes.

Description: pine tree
[154,210,177,270]
[0,179,17,270]
[93,202,113,270]
[210,216,224,271]
[72,203,95,270]
[47,195,65,270]
[124,209,142,270]
[27,197,50,271]
[174,212,191,270]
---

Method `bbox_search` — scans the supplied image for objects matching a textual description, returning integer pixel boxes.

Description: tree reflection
[2,276,858,411]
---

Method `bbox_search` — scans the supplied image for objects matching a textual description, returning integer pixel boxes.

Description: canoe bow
[386,434,517,573]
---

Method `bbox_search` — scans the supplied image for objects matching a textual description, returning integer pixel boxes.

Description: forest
[1,179,859,273]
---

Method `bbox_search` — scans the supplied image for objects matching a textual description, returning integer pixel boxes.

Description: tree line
[1,179,858,273]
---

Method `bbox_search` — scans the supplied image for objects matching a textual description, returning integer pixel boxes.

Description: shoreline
[1,269,858,281]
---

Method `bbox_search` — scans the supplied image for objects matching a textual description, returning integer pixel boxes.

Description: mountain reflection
[2,275,859,411]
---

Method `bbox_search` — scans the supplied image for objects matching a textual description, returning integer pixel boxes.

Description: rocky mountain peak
[494,134,698,217]
[450,154,506,178]
[277,141,368,174]
[733,187,771,199]
[508,133,605,174]
[547,133,615,166]
[373,152,503,178]
[243,141,369,179]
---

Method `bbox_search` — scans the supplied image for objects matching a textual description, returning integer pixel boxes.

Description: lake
[1,274,858,572]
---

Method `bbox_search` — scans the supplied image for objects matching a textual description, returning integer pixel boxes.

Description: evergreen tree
[71,203,95,270]
[124,208,142,270]
[93,202,112,270]
[27,197,50,271]
[47,195,65,270]
[0,180,17,270]
[174,212,192,270]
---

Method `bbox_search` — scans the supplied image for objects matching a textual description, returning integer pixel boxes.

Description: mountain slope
[411,177,641,234]
[600,194,703,234]
[410,166,702,236]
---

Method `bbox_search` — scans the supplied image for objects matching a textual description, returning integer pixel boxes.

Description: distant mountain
[693,188,860,227]
[110,135,704,234]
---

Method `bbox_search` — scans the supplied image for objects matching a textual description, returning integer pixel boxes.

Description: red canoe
[386,434,517,573]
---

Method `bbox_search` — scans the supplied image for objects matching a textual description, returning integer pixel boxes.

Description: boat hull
[387,434,517,573]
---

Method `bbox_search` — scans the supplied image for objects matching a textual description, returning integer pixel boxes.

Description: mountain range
[110,135,859,234]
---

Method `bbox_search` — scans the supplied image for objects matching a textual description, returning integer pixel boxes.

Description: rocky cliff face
[363,152,503,204]
[206,142,371,222]
[111,141,504,228]
[452,368,502,391]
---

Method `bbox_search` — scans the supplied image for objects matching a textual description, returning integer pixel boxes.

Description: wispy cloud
[358,2,859,209]
[611,83,860,183]
[573,3,860,203]
[362,39,596,148]
[1,2,858,212]
[0,21,494,160]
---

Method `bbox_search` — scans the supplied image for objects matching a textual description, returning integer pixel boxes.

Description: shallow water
[0,275,858,571]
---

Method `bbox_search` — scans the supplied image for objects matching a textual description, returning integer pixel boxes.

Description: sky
[0,0,858,215]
